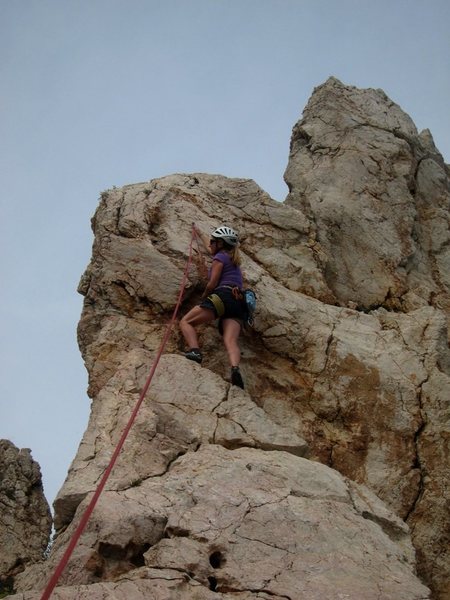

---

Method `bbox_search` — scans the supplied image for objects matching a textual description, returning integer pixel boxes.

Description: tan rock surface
[13,446,429,600]
[285,77,450,315]
[9,79,449,599]
[0,440,52,588]
[52,352,308,530]
[70,167,448,593]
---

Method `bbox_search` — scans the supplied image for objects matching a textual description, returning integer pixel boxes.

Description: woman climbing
[179,225,246,389]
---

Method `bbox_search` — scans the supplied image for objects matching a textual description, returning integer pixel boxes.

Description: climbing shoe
[185,348,203,364]
[231,366,244,389]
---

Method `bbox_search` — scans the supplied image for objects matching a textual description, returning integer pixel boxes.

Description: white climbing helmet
[211,225,239,247]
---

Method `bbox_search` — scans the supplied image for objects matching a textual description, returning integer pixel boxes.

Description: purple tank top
[212,251,243,288]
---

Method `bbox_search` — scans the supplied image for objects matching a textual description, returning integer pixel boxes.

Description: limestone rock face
[284,77,450,315]
[13,447,429,599]
[52,352,308,531]
[0,440,52,588]
[9,79,450,599]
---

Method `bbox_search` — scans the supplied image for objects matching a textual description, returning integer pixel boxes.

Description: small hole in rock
[209,551,224,568]
[130,543,151,567]
[208,576,217,591]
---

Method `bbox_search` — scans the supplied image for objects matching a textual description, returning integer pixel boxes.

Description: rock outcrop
[11,446,430,599]
[8,79,449,599]
[0,440,52,593]
[285,77,450,315]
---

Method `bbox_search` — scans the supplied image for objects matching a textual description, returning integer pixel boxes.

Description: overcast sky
[1,0,449,509]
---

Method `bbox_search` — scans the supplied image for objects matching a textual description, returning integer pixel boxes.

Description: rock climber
[179,225,246,389]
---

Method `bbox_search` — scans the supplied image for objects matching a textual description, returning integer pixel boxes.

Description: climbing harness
[40,224,198,600]
[215,285,257,326]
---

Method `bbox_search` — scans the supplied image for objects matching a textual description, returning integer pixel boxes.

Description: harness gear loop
[207,293,225,317]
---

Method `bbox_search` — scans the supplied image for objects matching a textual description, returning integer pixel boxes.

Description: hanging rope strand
[40,224,197,600]
[192,226,208,281]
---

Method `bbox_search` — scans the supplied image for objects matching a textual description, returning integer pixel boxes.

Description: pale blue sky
[1,0,449,508]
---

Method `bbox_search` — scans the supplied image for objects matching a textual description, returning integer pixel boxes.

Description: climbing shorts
[200,286,247,322]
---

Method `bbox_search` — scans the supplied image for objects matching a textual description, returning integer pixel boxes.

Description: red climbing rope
[40,224,198,600]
